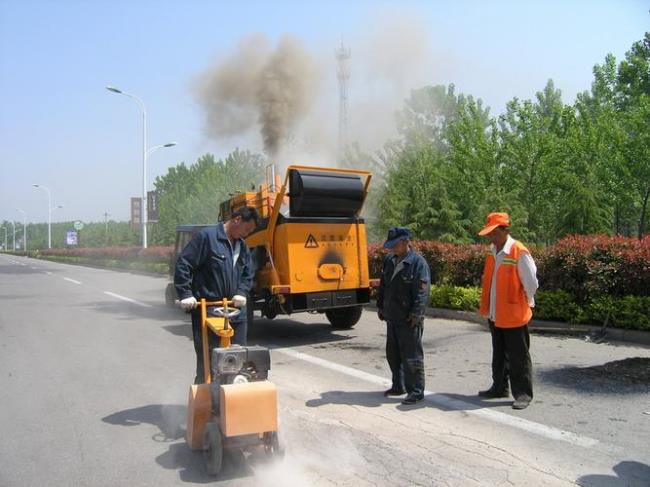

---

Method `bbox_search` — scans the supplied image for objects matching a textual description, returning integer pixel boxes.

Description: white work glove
[179,296,198,311]
[232,294,247,308]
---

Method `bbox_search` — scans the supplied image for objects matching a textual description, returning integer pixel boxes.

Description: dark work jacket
[376,248,431,323]
[174,223,253,304]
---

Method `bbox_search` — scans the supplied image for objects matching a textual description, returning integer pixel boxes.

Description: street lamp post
[32,184,52,249]
[16,209,26,251]
[106,86,175,249]
[32,185,63,249]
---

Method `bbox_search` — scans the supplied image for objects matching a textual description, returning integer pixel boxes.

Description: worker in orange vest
[477,212,538,410]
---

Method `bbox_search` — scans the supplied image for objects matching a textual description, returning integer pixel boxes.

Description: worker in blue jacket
[174,206,259,383]
[376,227,431,405]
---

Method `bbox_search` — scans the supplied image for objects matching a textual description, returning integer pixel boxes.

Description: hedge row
[430,285,650,331]
[39,236,649,300]
[369,235,650,300]
[36,246,173,264]
[32,235,649,330]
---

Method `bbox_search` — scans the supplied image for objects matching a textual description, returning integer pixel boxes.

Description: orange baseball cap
[478,212,510,236]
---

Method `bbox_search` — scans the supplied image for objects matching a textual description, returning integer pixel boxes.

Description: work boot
[478,387,509,398]
[512,395,532,410]
[401,393,424,405]
[383,387,406,397]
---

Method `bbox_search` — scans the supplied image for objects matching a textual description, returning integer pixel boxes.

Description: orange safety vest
[479,240,532,328]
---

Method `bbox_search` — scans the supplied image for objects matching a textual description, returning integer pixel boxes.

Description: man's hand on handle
[232,294,247,308]
[179,296,198,311]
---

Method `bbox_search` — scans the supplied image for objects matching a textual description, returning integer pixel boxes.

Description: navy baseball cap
[383,227,411,249]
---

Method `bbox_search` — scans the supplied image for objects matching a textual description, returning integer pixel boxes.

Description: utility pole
[335,39,351,165]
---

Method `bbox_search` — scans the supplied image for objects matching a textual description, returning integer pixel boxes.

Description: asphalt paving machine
[220,165,378,329]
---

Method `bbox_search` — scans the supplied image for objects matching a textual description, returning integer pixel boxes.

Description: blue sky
[0,0,648,224]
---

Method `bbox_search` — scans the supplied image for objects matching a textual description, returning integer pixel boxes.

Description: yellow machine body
[266,221,370,294]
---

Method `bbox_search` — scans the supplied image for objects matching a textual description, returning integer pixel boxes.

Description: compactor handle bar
[200,299,241,318]
[202,299,235,307]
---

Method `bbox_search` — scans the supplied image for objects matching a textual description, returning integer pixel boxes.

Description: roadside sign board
[147,190,159,222]
[66,230,78,246]
[73,221,84,231]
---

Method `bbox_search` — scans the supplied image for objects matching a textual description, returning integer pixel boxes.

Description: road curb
[364,303,650,346]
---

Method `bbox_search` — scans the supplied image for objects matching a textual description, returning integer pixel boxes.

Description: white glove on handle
[180,296,198,311]
[232,294,247,308]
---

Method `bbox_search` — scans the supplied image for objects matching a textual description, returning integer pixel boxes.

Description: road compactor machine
[186,298,281,476]
[220,165,377,329]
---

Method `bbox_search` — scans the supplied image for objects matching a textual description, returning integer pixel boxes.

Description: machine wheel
[203,421,224,476]
[164,282,177,307]
[263,431,284,458]
[325,305,362,329]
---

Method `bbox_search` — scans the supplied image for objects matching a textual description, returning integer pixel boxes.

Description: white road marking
[63,277,82,285]
[103,291,152,308]
[275,347,599,449]
[45,271,52,275]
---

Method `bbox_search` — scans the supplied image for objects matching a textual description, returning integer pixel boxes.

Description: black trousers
[386,320,425,396]
[190,308,248,383]
[489,320,533,399]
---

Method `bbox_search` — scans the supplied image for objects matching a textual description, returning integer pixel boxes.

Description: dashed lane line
[274,347,600,450]
[63,277,82,285]
[103,291,152,308]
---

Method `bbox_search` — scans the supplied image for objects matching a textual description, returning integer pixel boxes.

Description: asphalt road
[1,254,649,486]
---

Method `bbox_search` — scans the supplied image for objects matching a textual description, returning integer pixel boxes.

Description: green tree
[395,84,467,151]
[150,149,265,245]
[496,80,566,243]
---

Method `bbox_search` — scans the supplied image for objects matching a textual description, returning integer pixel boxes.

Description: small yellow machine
[186,298,281,475]
[220,165,379,329]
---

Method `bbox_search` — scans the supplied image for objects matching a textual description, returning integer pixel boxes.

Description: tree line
[347,33,650,244]
[3,33,648,249]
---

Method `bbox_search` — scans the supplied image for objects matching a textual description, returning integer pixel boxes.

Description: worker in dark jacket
[376,227,431,405]
[174,207,259,383]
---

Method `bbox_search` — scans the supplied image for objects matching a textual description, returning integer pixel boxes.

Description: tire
[263,431,284,458]
[164,283,177,307]
[203,421,223,476]
[325,305,362,329]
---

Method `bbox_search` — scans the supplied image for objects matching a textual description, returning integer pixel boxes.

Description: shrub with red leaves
[537,235,650,300]
[369,235,650,299]
[368,240,486,287]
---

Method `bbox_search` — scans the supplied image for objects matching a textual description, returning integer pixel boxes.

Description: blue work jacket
[174,223,253,303]
[376,248,431,323]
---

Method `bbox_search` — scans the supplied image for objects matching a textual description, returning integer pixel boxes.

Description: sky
[0,0,648,224]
